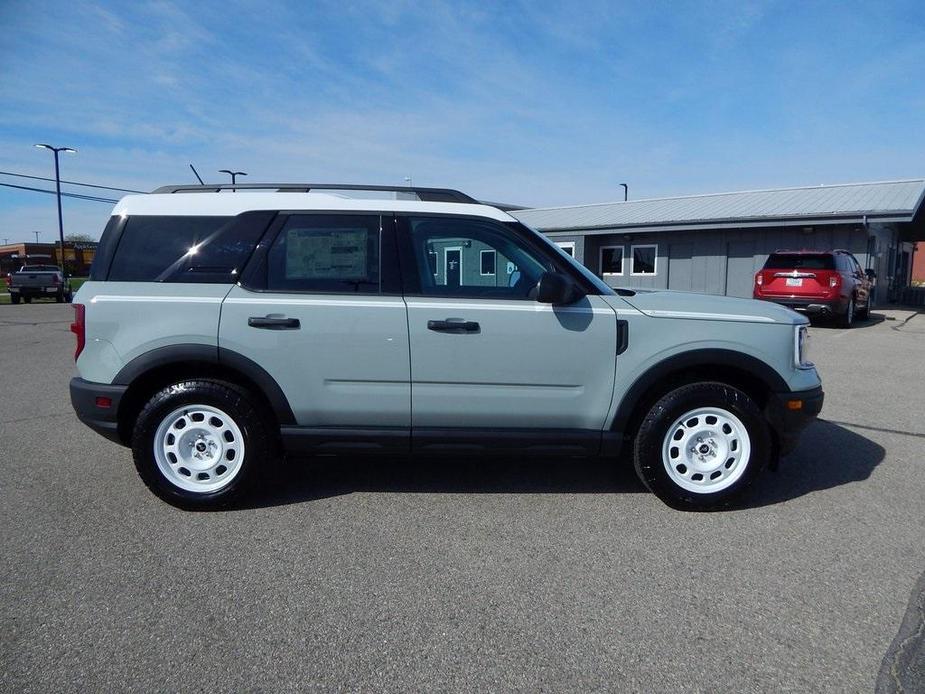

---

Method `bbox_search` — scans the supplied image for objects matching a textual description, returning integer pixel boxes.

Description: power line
[0,169,145,194]
[0,180,118,204]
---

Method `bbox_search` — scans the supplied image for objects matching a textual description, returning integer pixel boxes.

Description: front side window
[600,246,624,275]
[266,215,380,293]
[631,245,657,275]
[405,216,552,299]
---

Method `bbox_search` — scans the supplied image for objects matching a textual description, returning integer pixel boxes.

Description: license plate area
[786,278,803,287]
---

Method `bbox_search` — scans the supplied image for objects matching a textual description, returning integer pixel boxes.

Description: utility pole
[33,231,41,243]
[404,176,413,188]
[620,183,628,201]
[35,143,77,270]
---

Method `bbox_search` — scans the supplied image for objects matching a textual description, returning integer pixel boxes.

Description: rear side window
[763,253,835,270]
[107,215,266,282]
[265,214,380,293]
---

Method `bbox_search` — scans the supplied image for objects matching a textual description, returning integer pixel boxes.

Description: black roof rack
[150,183,479,204]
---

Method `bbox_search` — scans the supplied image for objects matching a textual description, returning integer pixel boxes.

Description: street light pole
[35,144,77,271]
[620,183,628,202]
[219,169,247,192]
[33,231,41,243]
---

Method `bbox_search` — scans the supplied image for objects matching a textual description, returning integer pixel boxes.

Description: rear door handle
[427,318,480,333]
[248,316,301,330]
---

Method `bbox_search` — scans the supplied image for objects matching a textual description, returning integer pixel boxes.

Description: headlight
[794,325,813,369]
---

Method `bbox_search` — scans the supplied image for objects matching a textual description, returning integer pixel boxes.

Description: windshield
[505,221,615,295]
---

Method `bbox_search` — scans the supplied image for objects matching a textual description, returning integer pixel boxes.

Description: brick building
[0,241,97,277]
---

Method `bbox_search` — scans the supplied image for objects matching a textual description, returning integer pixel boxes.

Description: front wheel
[633,382,772,510]
[131,379,273,510]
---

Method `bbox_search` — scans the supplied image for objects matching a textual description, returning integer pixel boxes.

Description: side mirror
[536,271,577,305]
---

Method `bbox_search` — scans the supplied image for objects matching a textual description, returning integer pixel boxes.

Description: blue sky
[1,0,924,241]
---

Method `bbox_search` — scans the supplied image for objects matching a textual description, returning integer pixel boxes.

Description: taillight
[70,304,85,361]
[52,275,61,285]
[755,272,764,286]
[829,274,840,288]
[4,274,10,288]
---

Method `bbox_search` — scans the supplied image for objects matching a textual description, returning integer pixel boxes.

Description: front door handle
[427,318,480,333]
[248,315,301,330]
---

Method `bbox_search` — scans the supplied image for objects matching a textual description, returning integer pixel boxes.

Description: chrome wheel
[152,404,245,493]
[661,407,751,494]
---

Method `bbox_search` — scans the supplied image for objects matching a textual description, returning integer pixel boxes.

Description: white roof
[513,179,925,232]
[112,192,516,223]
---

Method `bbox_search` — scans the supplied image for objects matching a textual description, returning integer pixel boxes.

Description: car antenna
[189,163,205,184]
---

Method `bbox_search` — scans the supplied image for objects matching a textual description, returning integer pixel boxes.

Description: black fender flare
[113,343,296,425]
[610,348,789,435]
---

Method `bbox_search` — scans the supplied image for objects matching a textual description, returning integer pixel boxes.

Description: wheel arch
[611,348,788,443]
[113,344,295,444]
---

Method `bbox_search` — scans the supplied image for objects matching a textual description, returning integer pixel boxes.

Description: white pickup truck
[7,265,72,304]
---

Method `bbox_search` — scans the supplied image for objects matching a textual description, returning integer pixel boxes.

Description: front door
[219,213,410,430]
[398,214,618,438]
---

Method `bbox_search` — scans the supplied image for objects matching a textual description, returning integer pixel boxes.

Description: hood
[602,289,806,325]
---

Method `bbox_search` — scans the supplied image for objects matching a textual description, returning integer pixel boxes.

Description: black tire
[10,294,20,305]
[633,382,772,511]
[23,296,31,304]
[65,292,73,303]
[856,300,870,321]
[131,379,274,510]
[55,289,64,303]
[837,298,854,328]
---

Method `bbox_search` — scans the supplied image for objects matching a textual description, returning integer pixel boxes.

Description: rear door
[398,214,617,451]
[219,213,411,437]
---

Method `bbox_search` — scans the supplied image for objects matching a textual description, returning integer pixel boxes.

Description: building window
[600,246,624,275]
[556,241,575,257]
[480,249,496,275]
[631,244,657,275]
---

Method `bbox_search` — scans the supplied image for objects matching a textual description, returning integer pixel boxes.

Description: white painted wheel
[661,407,751,494]
[152,404,245,493]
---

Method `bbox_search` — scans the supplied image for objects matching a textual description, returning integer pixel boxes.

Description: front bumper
[70,377,128,445]
[764,385,824,455]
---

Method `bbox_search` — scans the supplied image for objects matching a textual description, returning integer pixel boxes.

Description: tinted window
[764,253,835,270]
[406,217,552,299]
[266,215,380,293]
[600,246,624,275]
[631,245,657,274]
[107,215,266,282]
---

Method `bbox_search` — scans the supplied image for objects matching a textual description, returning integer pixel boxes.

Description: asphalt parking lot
[1,302,923,692]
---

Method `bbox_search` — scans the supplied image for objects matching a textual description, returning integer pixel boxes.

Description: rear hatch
[756,253,836,299]
[11,270,59,289]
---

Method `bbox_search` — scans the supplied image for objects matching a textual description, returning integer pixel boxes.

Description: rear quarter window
[107,214,270,282]
[763,253,835,270]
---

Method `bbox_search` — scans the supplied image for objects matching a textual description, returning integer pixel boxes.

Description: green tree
[64,233,95,243]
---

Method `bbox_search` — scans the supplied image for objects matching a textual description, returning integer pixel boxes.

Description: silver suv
[69,183,823,510]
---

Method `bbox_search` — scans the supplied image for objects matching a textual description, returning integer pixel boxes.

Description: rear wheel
[856,299,870,321]
[837,298,854,328]
[23,296,31,304]
[10,294,20,304]
[55,289,64,303]
[633,382,771,510]
[131,379,273,510]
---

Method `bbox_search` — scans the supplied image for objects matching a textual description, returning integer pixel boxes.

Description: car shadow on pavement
[246,452,647,508]
[243,420,882,510]
[810,312,886,329]
[742,420,884,508]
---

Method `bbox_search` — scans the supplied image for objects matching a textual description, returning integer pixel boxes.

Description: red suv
[753,250,874,327]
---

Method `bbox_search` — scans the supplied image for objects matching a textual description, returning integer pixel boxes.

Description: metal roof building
[513,179,925,306]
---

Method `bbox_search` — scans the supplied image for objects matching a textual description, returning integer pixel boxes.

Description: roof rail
[150,183,479,204]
